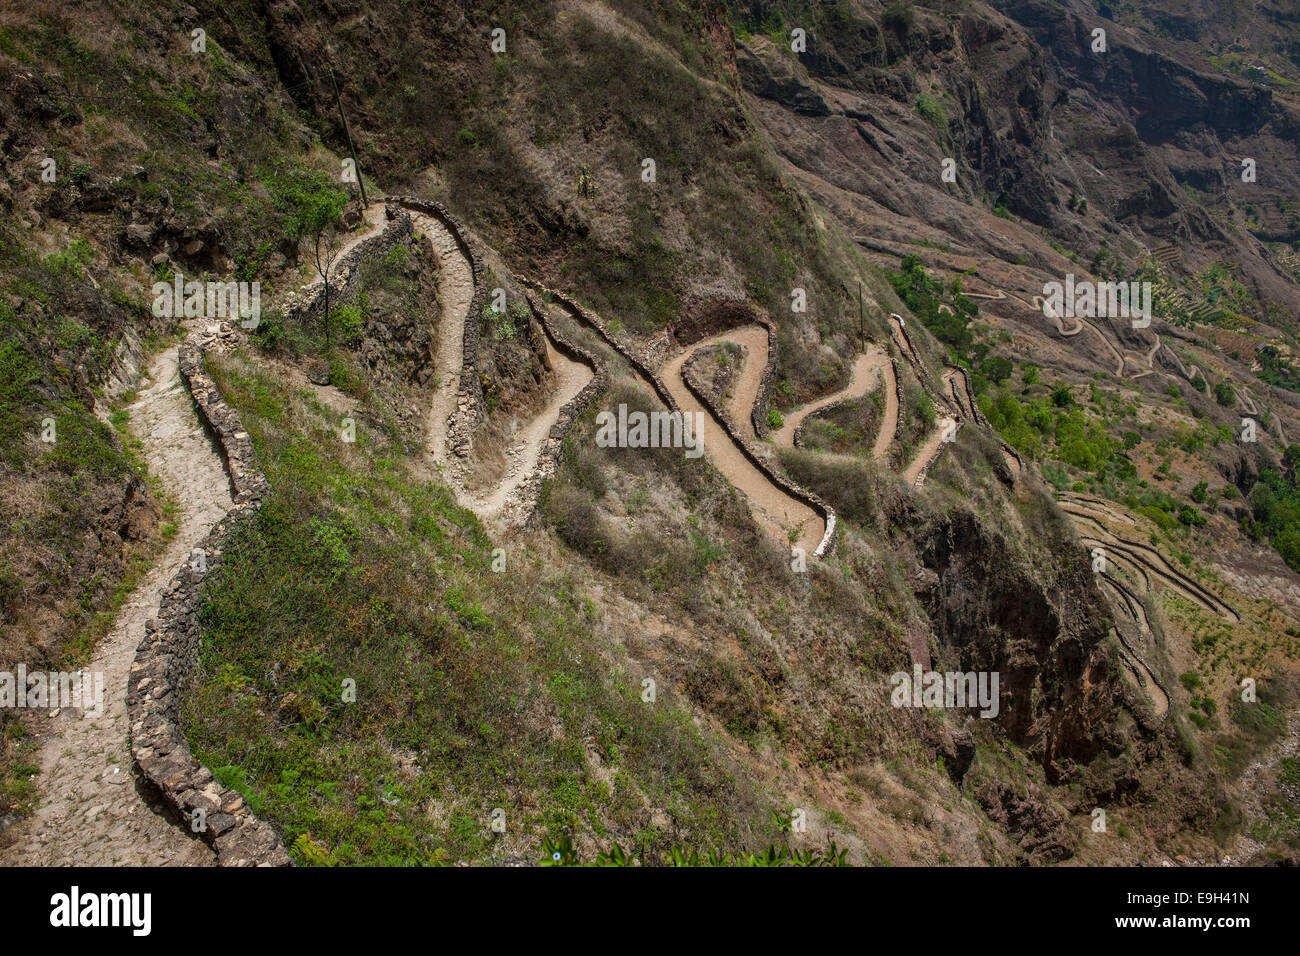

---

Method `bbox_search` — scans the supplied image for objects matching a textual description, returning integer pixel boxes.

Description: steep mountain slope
[0,0,1296,866]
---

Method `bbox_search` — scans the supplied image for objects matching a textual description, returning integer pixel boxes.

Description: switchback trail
[0,340,225,866]
[661,328,826,555]
[887,312,966,486]
[768,345,896,460]
[1059,496,1240,623]
[903,414,959,488]
[410,210,474,467]
[464,317,592,522]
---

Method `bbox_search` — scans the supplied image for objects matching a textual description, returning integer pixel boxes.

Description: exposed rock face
[736,0,1300,310]
[995,0,1273,143]
[735,40,831,116]
[975,778,1078,863]
[912,504,1121,777]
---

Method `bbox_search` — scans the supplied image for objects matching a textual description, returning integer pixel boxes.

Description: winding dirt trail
[1101,574,1149,633]
[1059,493,1138,527]
[710,325,771,442]
[465,322,592,521]
[1070,515,1240,623]
[661,330,825,555]
[1105,596,1170,720]
[769,346,895,460]
[411,212,475,465]
[1109,628,1170,719]
[1064,498,1172,718]
[0,203,465,866]
[888,312,923,369]
[1033,294,1082,335]
[1163,339,1192,380]
[943,366,976,420]
[903,415,959,487]
[0,341,225,867]
[1030,294,1132,377]
[1056,487,1233,720]
[1143,337,1162,367]
[886,313,966,485]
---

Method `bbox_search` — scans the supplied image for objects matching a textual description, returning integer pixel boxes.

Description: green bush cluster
[1245,451,1300,570]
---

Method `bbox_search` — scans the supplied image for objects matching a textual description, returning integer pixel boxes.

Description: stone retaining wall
[511,288,609,529]
[889,359,905,444]
[527,282,837,558]
[385,195,488,457]
[912,421,962,489]
[281,207,412,329]
[748,319,780,442]
[681,347,737,415]
[890,312,932,383]
[127,343,289,867]
[522,279,679,413]
[789,369,890,452]
[791,392,863,450]
[963,368,987,426]
[680,349,838,558]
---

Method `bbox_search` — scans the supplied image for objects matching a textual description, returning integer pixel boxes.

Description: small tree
[1283,444,1300,481]
[313,224,342,351]
[291,182,348,350]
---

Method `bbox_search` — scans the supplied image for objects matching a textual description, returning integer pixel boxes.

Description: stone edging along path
[385,195,489,459]
[783,354,903,456]
[124,198,616,865]
[505,287,606,529]
[126,196,1050,861]
[127,344,291,866]
[522,278,680,411]
[795,355,903,454]
[674,328,837,558]
[520,281,840,557]
[520,279,836,556]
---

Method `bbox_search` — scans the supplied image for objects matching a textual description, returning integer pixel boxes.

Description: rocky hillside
[0,0,1296,866]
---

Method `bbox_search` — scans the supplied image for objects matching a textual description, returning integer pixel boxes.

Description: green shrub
[330,303,365,347]
[916,92,947,135]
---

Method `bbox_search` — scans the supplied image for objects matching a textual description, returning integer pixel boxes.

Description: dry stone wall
[127,344,289,867]
[522,279,679,413]
[281,206,413,328]
[680,350,838,557]
[385,195,488,457]
[512,288,608,529]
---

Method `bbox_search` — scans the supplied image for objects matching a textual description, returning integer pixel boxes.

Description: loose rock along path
[0,340,225,866]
